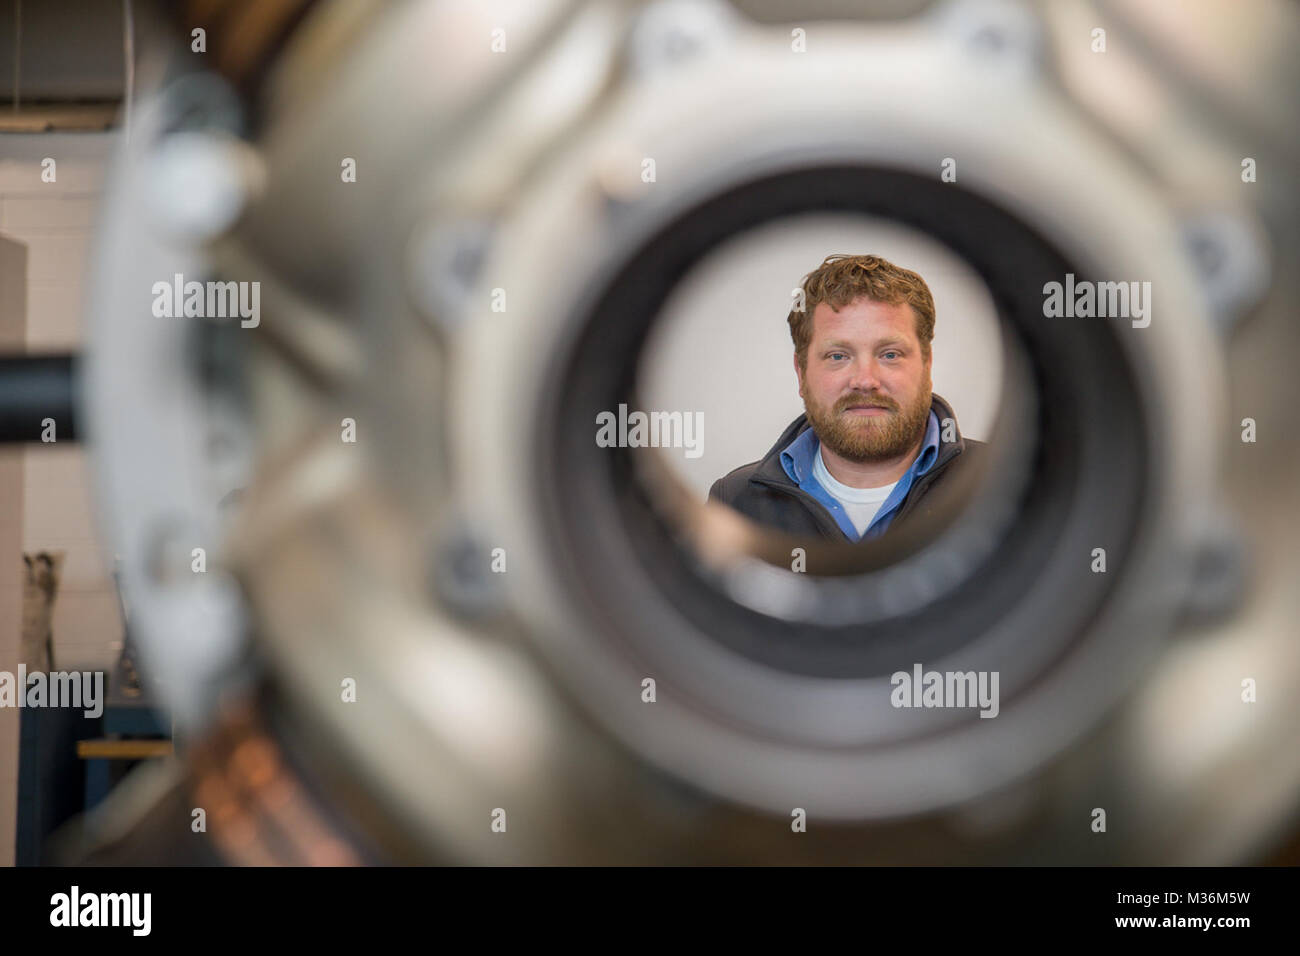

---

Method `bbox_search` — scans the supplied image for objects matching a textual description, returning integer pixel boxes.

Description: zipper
[891,444,962,524]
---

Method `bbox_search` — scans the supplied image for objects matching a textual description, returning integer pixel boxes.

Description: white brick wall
[0,131,121,866]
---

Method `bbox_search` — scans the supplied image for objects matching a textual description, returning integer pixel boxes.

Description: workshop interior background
[0,1,126,867]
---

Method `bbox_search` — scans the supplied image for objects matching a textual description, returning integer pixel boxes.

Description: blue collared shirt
[779,411,941,542]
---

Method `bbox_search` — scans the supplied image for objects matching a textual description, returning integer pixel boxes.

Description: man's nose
[847,357,883,392]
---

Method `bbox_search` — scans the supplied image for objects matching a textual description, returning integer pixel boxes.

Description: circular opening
[536,165,1148,682]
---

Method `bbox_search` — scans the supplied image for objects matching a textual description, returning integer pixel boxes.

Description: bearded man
[708,254,986,542]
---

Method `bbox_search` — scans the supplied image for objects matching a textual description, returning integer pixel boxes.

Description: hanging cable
[123,0,134,139]
[11,0,20,113]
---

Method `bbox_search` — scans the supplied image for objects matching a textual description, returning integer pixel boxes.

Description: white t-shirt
[813,446,898,536]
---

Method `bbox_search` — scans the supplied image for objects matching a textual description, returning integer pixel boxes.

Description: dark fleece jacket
[707,394,987,541]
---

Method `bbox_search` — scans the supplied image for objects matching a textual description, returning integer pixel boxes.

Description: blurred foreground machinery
[60,0,1300,863]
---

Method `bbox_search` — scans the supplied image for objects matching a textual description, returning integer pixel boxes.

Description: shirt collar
[781,410,941,485]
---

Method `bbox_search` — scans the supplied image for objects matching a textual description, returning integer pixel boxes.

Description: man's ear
[793,351,805,395]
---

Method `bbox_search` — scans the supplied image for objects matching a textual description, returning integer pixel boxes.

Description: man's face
[796,297,933,464]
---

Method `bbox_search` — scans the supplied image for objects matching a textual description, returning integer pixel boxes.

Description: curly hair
[788,254,935,367]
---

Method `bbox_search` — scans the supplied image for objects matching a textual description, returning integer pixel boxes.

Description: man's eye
[882,351,900,360]
[827,352,847,361]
